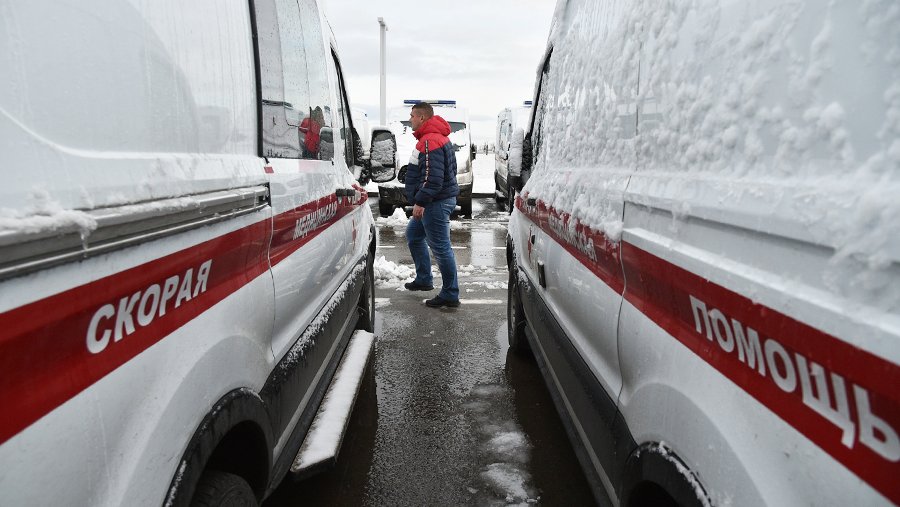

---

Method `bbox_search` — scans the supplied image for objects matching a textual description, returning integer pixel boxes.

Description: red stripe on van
[270,193,363,266]
[0,220,271,446]
[0,194,369,446]
[517,196,900,503]
[516,197,623,294]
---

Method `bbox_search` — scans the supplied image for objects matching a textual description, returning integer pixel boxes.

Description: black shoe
[405,281,434,291]
[425,296,460,308]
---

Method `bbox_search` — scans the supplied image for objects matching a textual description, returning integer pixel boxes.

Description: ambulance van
[0,1,396,505]
[507,0,899,505]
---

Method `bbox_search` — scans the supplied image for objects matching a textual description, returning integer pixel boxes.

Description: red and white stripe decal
[517,195,900,503]
[0,190,367,446]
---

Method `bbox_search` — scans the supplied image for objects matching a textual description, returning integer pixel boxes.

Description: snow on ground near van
[375,256,507,291]
[374,255,417,289]
[376,208,409,227]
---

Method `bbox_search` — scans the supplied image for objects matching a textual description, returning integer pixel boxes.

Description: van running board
[290,330,375,478]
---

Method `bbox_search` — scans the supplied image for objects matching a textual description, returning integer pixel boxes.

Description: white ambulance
[507,0,899,505]
[0,1,397,505]
[494,101,533,212]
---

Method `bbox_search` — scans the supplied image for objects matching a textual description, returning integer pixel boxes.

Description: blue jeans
[406,197,459,301]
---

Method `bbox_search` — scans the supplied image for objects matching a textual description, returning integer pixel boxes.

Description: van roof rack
[403,99,457,106]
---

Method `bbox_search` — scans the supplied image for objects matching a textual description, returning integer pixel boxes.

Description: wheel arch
[620,441,710,507]
[163,388,273,506]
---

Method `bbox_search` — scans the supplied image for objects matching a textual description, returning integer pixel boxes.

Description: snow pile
[373,255,421,289]
[0,188,97,239]
[375,208,409,227]
[481,463,537,505]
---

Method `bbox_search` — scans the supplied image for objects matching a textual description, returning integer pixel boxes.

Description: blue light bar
[403,99,457,105]
[523,101,533,106]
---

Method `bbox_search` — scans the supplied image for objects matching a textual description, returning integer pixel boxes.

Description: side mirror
[470,144,477,160]
[369,128,397,183]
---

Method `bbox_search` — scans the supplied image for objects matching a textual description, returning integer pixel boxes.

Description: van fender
[163,388,273,507]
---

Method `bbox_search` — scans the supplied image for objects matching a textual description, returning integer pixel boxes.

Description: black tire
[378,199,393,217]
[356,251,375,332]
[191,471,256,507]
[507,264,530,355]
[460,198,473,218]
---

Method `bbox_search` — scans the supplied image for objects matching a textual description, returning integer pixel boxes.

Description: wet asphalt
[264,197,594,506]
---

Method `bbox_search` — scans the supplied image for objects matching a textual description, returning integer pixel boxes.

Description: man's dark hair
[412,102,434,119]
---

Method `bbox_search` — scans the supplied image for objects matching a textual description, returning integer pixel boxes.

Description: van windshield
[401,121,467,133]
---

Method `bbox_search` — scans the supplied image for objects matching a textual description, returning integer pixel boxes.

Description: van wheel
[507,266,530,355]
[378,200,393,217]
[357,252,376,332]
[191,471,256,507]
[460,198,473,218]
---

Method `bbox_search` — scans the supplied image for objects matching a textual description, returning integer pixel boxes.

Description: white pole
[378,17,388,125]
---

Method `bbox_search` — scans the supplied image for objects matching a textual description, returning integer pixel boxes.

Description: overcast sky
[322,0,557,143]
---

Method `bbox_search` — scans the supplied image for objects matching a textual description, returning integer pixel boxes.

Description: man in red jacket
[403,102,461,308]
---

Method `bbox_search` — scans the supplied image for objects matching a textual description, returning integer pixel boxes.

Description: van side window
[330,52,357,167]
[298,0,333,161]
[530,54,552,164]
[274,0,310,128]
[254,0,301,159]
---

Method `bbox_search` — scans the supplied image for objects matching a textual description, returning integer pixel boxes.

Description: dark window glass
[254,0,301,159]
[330,52,357,166]
[274,0,310,128]
[531,55,552,161]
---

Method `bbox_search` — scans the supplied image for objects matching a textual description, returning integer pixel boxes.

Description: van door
[254,0,349,441]
[515,10,639,490]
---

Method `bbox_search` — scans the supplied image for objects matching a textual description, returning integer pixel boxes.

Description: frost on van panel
[0,188,98,239]
[534,0,900,312]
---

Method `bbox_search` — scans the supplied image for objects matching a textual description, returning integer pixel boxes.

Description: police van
[0,1,397,505]
[494,101,532,212]
[377,99,476,217]
[507,0,899,505]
